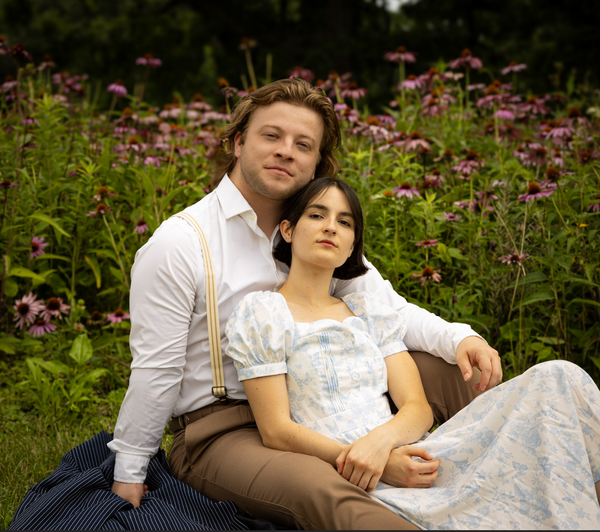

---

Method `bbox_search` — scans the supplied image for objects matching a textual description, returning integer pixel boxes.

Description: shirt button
[346,341,353,348]
[250,214,256,221]
[352,374,359,381]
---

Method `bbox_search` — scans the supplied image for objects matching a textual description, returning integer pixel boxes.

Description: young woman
[225,178,600,529]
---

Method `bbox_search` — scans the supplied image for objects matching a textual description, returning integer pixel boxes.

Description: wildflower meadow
[1,39,600,525]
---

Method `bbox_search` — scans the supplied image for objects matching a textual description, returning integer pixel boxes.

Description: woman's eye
[339,220,352,227]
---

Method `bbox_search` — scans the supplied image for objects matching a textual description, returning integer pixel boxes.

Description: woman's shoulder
[342,291,391,317]
[229,291,289,325]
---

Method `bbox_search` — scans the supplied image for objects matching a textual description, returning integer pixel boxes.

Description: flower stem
[103,216,130,292]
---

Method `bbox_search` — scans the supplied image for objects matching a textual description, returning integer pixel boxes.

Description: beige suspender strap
[173,212,227,400]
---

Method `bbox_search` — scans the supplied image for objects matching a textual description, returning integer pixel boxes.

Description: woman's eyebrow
[307,203,354,219]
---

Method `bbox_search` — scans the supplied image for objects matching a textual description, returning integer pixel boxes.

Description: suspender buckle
[212,386,228,401]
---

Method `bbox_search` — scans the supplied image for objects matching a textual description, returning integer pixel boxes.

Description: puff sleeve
[225,291,295,381]
[344,292,408,358]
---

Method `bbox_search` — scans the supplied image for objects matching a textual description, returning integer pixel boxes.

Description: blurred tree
[0,0,597,109]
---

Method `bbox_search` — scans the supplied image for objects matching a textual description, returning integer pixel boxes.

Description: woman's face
[280,186,355,272]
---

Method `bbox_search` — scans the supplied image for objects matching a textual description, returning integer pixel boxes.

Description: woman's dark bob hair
[273,178,369,280]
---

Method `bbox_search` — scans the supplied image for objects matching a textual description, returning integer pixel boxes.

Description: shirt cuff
[236,361,287,381]
[111,451,150,484]
[451,327,486,363]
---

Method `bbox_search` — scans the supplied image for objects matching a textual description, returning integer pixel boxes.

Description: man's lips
[318,239,337,248]
[265,166,292,177]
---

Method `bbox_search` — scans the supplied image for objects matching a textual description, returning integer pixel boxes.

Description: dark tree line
[1,0,598,108]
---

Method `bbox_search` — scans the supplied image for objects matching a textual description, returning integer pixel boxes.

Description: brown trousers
[169,352,481,530]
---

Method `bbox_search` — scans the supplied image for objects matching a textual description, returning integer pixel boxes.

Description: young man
[110,79,501,529]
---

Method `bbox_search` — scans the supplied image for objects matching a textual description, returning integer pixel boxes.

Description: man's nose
[275,138,294,159]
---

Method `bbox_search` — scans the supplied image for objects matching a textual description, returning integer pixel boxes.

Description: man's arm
[108,218,202,505]
[332,261,502,390]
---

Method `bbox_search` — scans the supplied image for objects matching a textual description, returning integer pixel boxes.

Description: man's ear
[280,220,293,242]
[233,132,243,158]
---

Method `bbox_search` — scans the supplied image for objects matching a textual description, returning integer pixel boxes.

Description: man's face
[230,102,325,201]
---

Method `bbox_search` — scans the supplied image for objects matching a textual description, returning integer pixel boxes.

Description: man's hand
[380,445,440,488]
[456,336,502,392]
[336,428,395,491]
[111,481,149,508]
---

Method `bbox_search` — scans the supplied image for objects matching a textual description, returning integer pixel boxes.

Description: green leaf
[436,243,452,265]
[567,298,600,309]
[69,334,94,365]
[8,266,47,284]
[34,254,70,262]
[84,255,102,289]
[508,270,547,289]
[519,289,554,307]
[0,336,19,354]
[555,274,600,288]
[448,247,467,261]
[142,172,156,197]
[29,213,70,238]
[4,276,18,297]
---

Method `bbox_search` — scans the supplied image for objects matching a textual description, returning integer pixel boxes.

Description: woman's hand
[111,481,149,507]
[336,429,395,491]
[380,445,440,488]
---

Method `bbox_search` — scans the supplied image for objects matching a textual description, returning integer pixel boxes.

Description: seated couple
[225,177,600,529]
[109,78,599,530]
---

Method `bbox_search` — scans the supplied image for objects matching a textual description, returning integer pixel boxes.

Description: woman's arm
[336,351,439,490]
[242,374,345,466]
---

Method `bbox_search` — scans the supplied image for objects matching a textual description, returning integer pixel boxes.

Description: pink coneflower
[1,179,18,188]
[491,180,507,188]
[411,267,442,286]
[93,186,117,202]
[448,48,483,70]
[518,182,554,203]
[383,46,417,64]
[107,80,127,96]
[405,131,430,151]
[107,308,130,324]
[495,106,515,120]
[21,116,39,126]
[134,219,149,234]
[421,98,448,117]
[467,83,486,92]
[498,253,530,265]
[452,150,484,174]
[542,119,574,141]
[340,82,367,100]
[41,297,71,321]
[422,170,444,188]
[443,212,462,222]
[86,202,111,217]
[590,195,600,212]
[393,182,420,199]
[29,318,57,337]
[14,293,45,329]
[399,74,423,91]
[136,53,162,68]
[520,96,548,116]
[30,236,48,259]
[144,156,161,167]
[501,62,527,75]
[453,200,472,209]
[415,239,438,248]
[288,66,314,82]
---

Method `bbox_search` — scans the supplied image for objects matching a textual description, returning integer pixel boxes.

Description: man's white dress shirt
[108,175,482,483]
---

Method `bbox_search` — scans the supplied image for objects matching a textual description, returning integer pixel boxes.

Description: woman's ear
[348,243,354,258]
[280,220,293,243]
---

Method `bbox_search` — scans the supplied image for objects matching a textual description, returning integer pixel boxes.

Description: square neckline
[274,292,358,325]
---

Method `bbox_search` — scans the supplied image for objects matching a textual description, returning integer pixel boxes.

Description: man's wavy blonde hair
[211,78,341,187]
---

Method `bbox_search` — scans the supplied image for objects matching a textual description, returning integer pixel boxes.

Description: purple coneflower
[491,180,507,188]
[399,74,422,91]
[411,267,442,286]
[87,310,105,325]
[136,53,162,68]
[415,239,438,248]
[453,201,471,209]
[30,236,48,259]
[1,76,18,93]
[495,106,515,120]
[341,82,367,100]
[107,308,130,324]
[22,116,39,126]
[0,179,18,188]
[93,186,117,202]
[41,297,71,321]
[498,253,530,266]
[519,96,549,116]
[393,182,420,199]
[107,80,127,97]
[134,219,149,234]
[501,62,527,75]
[288,66,314,82]
[452,150,484,174]
[448,49,482,70]
[29,318,57,337]
[14,293,45,329]
[443,212,462,222]
[590,195,600,212]
[518,182,554,203]
[405,131,430,151]
[86,203,111,217]
[383,46,417,64]
[144,156,161,167]
[467,83,486,92]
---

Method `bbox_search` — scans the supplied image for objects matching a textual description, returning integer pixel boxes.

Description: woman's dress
[225,291,600,530]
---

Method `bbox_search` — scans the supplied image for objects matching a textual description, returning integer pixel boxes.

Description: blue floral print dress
[225,290,600,530]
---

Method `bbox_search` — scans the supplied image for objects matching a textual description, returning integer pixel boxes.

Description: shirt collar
[215,174,255,220]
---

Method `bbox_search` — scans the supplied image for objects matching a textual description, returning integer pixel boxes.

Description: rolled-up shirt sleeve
[332,259,484,365]
[107,218,202,484]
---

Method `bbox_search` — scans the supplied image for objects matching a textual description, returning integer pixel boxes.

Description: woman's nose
[323,218,337,233]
